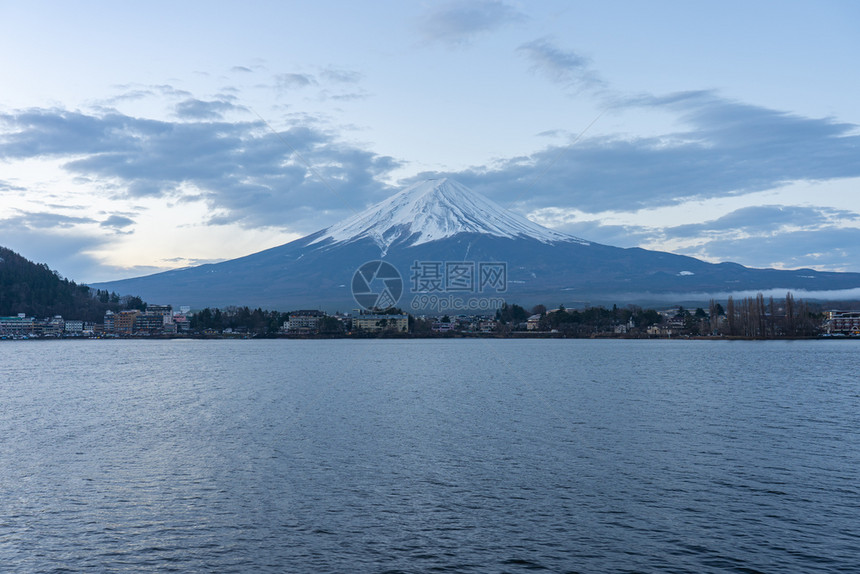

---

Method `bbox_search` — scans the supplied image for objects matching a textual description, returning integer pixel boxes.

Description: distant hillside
[0,246,144,321]
[94,179,860,310]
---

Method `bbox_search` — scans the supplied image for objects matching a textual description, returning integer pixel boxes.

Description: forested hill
[0,246,144,322]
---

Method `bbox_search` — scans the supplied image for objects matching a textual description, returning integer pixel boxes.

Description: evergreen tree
[0,246,146,321]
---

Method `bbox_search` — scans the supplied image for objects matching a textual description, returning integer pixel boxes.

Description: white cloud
[517,38,604,92]
[418,0,526,45]
[275,73,317,91]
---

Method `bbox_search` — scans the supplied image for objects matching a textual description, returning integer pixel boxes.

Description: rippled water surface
[2,338,859,573]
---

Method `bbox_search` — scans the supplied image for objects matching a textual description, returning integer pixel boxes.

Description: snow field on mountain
[310,178,588,252]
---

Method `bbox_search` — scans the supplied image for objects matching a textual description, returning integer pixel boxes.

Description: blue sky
[1,0,859,283]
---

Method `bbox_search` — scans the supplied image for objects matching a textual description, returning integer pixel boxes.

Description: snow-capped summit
[310,178,587,254]
[93,178,860,312]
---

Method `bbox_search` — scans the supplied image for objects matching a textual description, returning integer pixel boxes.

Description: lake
[1,339,858,573]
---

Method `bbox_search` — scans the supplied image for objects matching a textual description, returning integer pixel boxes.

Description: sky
[1,0,859,284]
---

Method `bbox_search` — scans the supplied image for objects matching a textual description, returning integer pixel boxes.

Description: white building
[64,320,84,334]
[826,310,860,335]
[287,310,325,333]
[0,314,34,336]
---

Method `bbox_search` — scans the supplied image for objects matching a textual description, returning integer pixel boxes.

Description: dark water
[1,339,858,573]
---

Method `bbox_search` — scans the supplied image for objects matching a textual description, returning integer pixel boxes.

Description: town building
[41,315,65,336]
[144,305,174,334]
[147,304,172,316]
[355,314,409,333]
[64,320,84,334]
[287,310,325,333]
[103,310,115,333]
[0,314,35,337]
[647,323,682,337]
[112,310,139,335]
[173,312,191,333]
[134,311,165,334]
[826,310,860,335]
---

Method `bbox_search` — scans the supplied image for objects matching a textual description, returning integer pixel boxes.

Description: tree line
[0,246,141,322]
[191,306,290,335]
[491,292,824,338]
[0,246,839,338]
[720,292,819,337]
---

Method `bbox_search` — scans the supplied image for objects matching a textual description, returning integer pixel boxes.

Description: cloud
[412,91,860,215]
[321,67,363,83]
[0,106,400,234]
[0,180,26,194]
[664,205,859,239]
[517,38,604,92]
[275,73,317,91]
[262,68,368,103]
[3,83,859,275]
[231,65,254,73]
[174,98,245,120]
[100,214,135,231]
[318,89,370,103]
[105,89,155,103]
[418,0,526,45]
[161,256,225,266]
[0,217,111,282]
[544,218,654,249]
[536,129,566,138]
[3,211,96,229]
[618,286,860,304]
[525,202,860,272]
[0,108,140,157]
[105,84,193,105]
[646,205,860,272]
[675,227,860,273]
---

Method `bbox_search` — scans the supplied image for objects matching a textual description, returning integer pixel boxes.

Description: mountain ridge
[309,178,586,255]
[91,179,860,310]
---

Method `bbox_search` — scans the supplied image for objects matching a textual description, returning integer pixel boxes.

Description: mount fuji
[93,178,860,311]
[310,178,580,253]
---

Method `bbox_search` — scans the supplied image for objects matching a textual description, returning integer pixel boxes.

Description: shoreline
[2,333,852,342]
